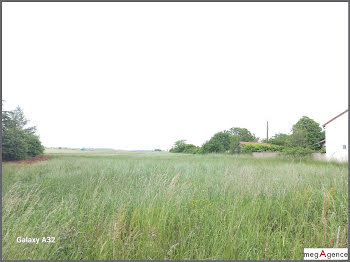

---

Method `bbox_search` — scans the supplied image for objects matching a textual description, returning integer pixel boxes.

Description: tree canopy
[169,117,325,155]
[229,134,240,154]
[201,131,231,154]
[268,133,289,146]
[291,116,324,150]
[229,127,257,142]
[2,105,44,161]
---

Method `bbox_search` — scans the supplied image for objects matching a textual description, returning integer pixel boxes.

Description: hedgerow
[240,144,284,153]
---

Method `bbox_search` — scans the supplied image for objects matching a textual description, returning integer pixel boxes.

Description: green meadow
[2,150,348,260]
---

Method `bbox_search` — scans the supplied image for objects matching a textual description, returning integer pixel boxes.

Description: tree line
[2,105,44,161]
[170,116,325,156]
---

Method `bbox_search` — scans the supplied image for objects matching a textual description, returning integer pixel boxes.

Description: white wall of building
[324,111,348,162]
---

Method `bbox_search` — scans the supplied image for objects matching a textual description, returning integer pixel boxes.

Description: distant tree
[268,133,289,146]
[229,134,240,154]
[169,140,187,153]
[2,128,28,160]
[287,129,308,148]
[169,140,201,154]
[182,144,201,154]
[201,131,231,154]
[8,106,37,134]
[154,149,162,152]
[24,134,44,157]
[292,116,324,150]
[2,105,44,161]
[202,139,225,153]
[211,131,231,151]
[175,140,186,150]
[229,127,257,142]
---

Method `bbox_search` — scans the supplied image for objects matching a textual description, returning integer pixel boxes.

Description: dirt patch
[3,154,51,165]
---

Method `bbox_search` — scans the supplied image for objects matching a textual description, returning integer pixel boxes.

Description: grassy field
[2,150,348,260]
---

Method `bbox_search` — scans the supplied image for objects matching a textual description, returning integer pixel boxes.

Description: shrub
[291,116,325,150]
[2,129,28,161]
[286,129,308,148]
[240,144,284,153]
[169,140,187,153]
[280,147,315,157]
[229,127,258,142]
[182,144,201,154]
[201,131,231,154]
[229,135,240,154]
[25,134,45,157]
[211,131,231,151]
[268,133,289,146]
[202,139,225,154]
[169,141,201,154]
[2,106,44,161]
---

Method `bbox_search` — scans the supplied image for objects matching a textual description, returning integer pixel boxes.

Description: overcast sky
[2,2,348,150]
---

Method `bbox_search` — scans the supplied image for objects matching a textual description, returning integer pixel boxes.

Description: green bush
[169,141,201,154]
[25,134,45,157]
[211,131,231,151]
[229,127,258,142]
[280,147,315,157]
[2,106,44,161]
[169,140,186,153]
[268,133,289,146]
[182,144,201,154]
[240,144,284,153]
[2,130,44,161]
[2,129,28,161]
[291,116,325,150]
[202,139,225,154]
[229,135,240,154]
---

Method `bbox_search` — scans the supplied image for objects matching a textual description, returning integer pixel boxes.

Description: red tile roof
[322,109,348,127]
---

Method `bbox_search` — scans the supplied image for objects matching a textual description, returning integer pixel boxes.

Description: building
[322,109,348,162]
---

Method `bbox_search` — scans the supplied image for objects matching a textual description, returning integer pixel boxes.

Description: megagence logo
[304,248,348,260]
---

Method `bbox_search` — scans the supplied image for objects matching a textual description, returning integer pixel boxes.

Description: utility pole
[266,121,269,142]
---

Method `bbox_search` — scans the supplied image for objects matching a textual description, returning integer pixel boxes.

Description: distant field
[2,151,348,260]
[44,148,121,154]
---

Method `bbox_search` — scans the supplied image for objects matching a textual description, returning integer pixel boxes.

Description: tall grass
[2,151,348,260]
